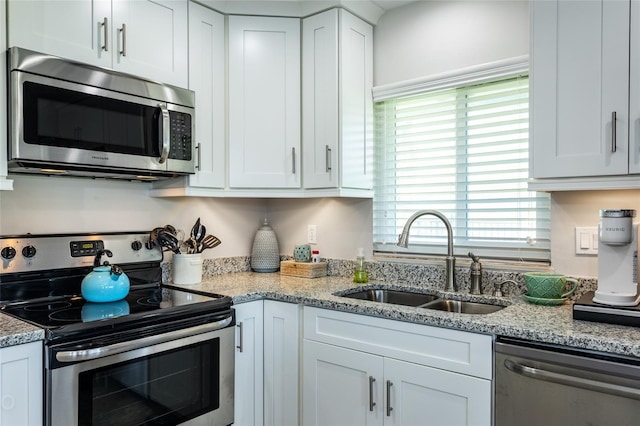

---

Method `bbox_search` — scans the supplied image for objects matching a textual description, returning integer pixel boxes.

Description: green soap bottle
[353,247,368,284]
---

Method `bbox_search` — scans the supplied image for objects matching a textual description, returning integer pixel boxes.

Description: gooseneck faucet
[397,210,456,292]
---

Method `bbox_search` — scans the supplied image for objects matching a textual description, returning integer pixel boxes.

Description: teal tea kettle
[81,249,130,303]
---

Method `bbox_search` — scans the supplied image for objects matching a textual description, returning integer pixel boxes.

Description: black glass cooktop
[2,285,220,327]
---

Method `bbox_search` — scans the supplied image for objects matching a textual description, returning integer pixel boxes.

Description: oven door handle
[56,315,232,363]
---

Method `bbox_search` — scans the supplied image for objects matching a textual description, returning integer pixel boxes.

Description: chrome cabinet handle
[119,23,127,57]
[369,376,376,411]
[195,142,202,171]
[57,316,232,362]
[326,145,332,172]
[236,322,243,353]
[292,147,296,174]
[612,111,617,153]
[386,380,393,416]
[101,17,108,52]
[504,359,640,400]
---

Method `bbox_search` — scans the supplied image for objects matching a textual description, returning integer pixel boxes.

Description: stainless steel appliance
[495,338,640,426]
[0,232,234,426]
[7,47,196,181]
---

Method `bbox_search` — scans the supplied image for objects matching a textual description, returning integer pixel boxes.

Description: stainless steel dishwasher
[495,337,640,426]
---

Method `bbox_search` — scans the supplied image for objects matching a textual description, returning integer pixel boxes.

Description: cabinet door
[384,358,491,426]
[0,341,43,426]
[303,340,384,426]
[234,301,264,426]
[531,0,629,178]
[187,2,225,188]
[630,1,640,173]
[302,9,339,189]
[228,16,301,188]
[339,9,373,189]
[111,0,188,87]
[7,0,112,67]
[263,301,299,426]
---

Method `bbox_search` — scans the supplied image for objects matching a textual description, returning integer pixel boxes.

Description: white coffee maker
[594,209,640,306]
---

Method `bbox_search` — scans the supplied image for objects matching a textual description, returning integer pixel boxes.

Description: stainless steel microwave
[7,47,196,181]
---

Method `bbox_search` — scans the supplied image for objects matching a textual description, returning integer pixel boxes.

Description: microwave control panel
[169,111,192,161]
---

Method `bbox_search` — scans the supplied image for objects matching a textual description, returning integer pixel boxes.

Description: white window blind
[373,75,551,262]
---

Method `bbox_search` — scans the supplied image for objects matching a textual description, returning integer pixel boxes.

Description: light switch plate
[575,226,598,255]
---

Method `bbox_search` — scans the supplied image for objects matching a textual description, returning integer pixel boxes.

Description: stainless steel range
[0,232,234,426]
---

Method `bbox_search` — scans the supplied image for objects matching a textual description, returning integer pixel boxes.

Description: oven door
[47,321,234,426]
[9,71,194,176]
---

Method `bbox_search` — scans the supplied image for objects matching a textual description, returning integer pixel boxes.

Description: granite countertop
[171,271,640,358]
[0,313,45,348]
[3,271,640,358]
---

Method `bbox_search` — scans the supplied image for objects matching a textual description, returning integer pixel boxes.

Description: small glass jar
[311,250,320,263]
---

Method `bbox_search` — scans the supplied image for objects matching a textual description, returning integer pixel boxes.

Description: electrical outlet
[308,225,317,244]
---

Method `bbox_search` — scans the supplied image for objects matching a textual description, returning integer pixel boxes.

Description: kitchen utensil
[81,249,130,303]
[199,234,221,252]
[149,226,165,247]
[191,217,205,241]
[157,230,181,254]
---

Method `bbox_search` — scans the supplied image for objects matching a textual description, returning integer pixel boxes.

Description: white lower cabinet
[263,300,300,426]
[303,307,492,426]
[234,301,265,426]
[0,341,43,426]
[234,300,300,426]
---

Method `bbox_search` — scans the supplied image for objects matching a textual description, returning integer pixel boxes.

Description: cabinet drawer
[303,307,492,379]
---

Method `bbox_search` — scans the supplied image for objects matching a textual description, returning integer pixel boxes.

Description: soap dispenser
[468,252,482,295]
[353,248,368,284]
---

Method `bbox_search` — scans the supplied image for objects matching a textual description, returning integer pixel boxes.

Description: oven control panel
[0,232,163,273]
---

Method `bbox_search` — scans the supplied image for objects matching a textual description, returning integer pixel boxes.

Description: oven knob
[131,240,143,251]
[1,246,16,260]
[22,245,37,258]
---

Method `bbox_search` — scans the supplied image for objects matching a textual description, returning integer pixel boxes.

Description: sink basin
[420,299,504,314]
[338,287,505,314]
[340,289,438,307]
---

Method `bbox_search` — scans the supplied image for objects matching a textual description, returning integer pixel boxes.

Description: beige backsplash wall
[551,190,640,278]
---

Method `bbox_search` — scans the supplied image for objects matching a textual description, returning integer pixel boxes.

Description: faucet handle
[468,252,480,263]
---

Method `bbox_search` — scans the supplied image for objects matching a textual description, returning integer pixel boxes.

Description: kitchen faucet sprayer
[397,210,456,292]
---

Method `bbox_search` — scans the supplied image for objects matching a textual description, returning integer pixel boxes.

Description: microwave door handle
[158,104,170,164]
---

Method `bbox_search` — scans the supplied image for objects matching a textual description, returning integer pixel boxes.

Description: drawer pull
[386,380,393,416]
[369,376,376,411]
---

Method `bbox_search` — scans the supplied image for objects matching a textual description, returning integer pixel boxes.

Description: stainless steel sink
[420,299,505,314]
[340,289,438,307]
[338,288,505,314]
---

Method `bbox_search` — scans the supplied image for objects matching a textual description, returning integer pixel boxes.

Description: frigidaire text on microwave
[7,47,196,181]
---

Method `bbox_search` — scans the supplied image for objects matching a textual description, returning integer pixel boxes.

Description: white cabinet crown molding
[192,0,387,24]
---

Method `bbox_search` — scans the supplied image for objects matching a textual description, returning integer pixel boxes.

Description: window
[373,70,550,263]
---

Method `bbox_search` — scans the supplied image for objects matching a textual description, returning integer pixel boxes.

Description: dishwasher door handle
[504,359,640,401]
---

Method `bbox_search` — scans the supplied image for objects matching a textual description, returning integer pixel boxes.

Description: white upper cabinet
[530,0,635,189]
[7,0,188,87]
[228,15,301,189]
[302,9,373,192]
[185,1,225,189]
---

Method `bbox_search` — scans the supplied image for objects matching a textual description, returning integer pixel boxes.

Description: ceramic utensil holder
[173,253,203,285]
